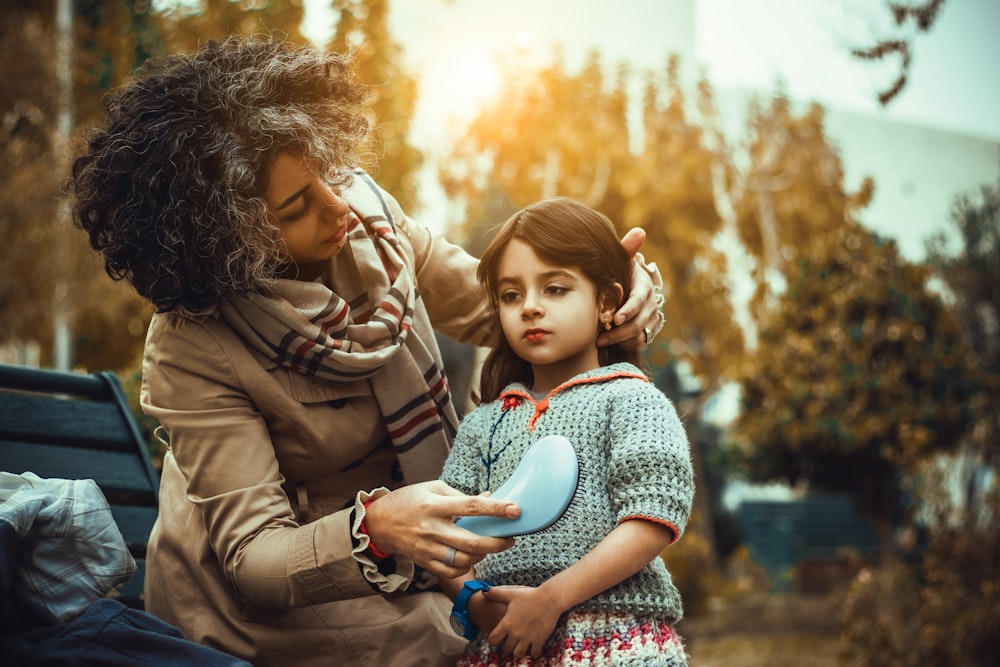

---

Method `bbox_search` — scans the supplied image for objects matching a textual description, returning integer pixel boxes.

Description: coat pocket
[282,368,375,407]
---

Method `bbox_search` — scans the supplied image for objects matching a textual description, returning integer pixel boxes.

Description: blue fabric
[1,597,252,667]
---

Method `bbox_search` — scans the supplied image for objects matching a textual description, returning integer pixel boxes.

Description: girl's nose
[521,295,543,319]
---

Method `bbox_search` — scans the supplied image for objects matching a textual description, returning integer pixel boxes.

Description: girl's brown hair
[475,197,640,403]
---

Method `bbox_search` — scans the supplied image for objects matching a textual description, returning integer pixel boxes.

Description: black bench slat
[109,505,159,554]
[113,561,146,605]
[0,364,111,399]
[0,441,157,503]
[0,393,137,451]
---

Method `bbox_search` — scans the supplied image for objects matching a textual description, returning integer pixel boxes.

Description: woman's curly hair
[70,35,373,312]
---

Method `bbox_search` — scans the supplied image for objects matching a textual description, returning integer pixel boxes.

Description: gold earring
[601,315,612,331]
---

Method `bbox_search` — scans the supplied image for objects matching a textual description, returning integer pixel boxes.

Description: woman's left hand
[598,227,663,350]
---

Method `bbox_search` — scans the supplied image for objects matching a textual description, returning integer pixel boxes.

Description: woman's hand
[598,227,663,350]
[363,481,518,577]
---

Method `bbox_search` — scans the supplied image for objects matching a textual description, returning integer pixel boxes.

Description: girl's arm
[483,518,674,659]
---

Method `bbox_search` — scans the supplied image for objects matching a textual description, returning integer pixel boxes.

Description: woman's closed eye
[282,196,310,223]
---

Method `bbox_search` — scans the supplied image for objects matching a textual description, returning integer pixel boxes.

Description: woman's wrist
[360,501,391,559]
[352,487,396,560]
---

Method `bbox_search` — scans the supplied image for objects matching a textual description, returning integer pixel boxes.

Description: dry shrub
[840,484,1000,666]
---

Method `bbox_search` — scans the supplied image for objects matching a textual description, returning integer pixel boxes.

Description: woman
[70,36,663,666]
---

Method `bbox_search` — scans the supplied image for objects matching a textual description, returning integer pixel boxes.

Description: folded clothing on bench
[0,472,250,666]
[0,471,136,622]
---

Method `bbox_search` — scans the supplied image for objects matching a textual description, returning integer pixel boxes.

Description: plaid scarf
[219,172,456,483]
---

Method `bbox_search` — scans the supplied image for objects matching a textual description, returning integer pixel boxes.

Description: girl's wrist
[535,580,571,616]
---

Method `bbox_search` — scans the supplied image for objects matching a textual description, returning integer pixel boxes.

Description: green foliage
[926,174,1000,468]
[730,223,979,548]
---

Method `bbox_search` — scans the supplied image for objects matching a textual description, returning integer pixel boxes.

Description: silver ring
[642,327,652,344]
[443,546,457,567]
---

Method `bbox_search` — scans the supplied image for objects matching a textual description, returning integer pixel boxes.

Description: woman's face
[264,152,353,267]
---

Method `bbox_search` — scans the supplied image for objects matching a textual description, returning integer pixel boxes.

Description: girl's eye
[499,290,522,303]
[545,285,568,296]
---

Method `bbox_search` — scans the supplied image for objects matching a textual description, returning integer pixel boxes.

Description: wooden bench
[0,363,159,609]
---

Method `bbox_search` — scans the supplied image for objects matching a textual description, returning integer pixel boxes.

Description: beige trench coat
[140,184,492,667]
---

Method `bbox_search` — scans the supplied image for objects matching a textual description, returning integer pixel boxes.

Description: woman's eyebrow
[276,183,310,211]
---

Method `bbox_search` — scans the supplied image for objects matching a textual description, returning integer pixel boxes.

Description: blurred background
[1,1,997,664]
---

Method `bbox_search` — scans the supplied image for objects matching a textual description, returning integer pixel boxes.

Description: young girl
[440,198,693,666]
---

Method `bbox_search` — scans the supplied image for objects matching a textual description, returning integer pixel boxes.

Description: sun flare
[433,49,502,122]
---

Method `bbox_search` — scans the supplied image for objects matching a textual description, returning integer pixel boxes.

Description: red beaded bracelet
[360,501,391,560]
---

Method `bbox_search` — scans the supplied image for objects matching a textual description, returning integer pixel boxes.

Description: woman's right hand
[362,481,519,577]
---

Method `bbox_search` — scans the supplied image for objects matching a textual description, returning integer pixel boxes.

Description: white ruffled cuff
[351,487,414,593]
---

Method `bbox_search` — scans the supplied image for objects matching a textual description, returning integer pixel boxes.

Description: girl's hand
[362,481,518,577]
[484,585,561,659]
[468,587,508,635]
[599,227,663,350]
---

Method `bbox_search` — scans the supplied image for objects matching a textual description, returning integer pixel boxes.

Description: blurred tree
[439,48,633,254]
[327,0,423,213]
[849,0,947,105]
[730,223,979,556]
[628,59,740,392]
[1,0,159,369]
[158,0,307,53]
[926,175,1000,468]
[0,3,62,358]
[700,88,875,353]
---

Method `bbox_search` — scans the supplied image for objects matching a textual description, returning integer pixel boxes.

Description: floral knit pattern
[458,610,688,666]
[442,362,694,628]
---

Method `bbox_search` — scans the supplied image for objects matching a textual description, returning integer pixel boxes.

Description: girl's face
[264,152,353,270]
[495,238,618,393]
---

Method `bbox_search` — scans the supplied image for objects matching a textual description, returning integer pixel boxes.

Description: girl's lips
[524,330,546,343]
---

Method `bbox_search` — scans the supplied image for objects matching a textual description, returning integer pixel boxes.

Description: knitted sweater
[441,362,694,621]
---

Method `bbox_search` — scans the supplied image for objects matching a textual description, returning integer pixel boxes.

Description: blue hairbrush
[455,434,579,537]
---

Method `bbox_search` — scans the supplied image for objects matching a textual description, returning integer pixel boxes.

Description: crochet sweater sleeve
[606,380,694,543]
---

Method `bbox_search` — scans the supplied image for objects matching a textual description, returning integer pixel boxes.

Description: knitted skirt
[456,610,687,667]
